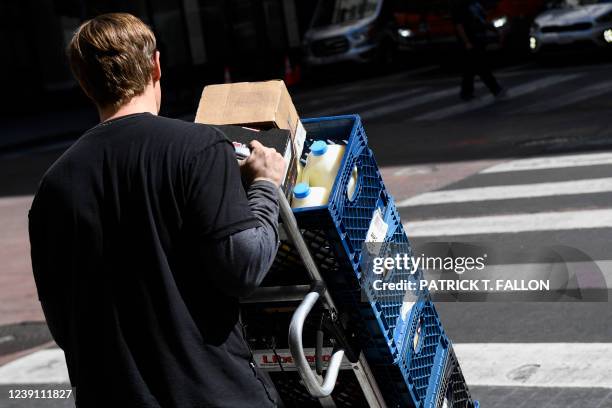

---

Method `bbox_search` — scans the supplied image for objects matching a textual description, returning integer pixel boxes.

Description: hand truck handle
[288,290,344,398]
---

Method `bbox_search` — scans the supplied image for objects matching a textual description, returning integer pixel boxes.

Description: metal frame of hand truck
[241,191,388,408]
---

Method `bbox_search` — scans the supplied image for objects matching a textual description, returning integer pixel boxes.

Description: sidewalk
[0,194,49,366]
[0,195,42,326]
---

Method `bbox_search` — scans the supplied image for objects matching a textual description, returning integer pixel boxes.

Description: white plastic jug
[291,183,330,208]
[346,165,358,201]
[303,141,345,192]
[303,141,359,201]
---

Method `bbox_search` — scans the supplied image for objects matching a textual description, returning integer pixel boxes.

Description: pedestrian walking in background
[451,0,505,101]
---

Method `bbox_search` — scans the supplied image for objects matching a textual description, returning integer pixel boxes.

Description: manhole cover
[0,322,53,356]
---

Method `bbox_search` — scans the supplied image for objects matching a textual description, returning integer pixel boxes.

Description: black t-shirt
[28,113,276,407]
[451,0,488,44]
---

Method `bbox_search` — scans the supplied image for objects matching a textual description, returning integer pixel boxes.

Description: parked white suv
[530,0,612,53]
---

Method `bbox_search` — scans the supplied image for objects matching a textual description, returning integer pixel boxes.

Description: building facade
[2,0,315,116]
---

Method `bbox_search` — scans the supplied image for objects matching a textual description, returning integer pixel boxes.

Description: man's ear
[152,50,161,82]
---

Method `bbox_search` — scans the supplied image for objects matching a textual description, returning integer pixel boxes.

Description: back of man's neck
[99,93,158,123]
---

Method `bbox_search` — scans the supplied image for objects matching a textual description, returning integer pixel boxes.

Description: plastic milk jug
[303,141,358,200]
[291,183,330,208]
[346,165,358,201]
[303,141,345,191]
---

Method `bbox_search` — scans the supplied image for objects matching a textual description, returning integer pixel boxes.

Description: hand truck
[241,190,388,408]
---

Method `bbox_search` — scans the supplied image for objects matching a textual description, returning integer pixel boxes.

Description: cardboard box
[195,80,306,199]
[195,80,306,161]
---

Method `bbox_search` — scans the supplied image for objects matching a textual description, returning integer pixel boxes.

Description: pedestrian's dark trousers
[461,45,501,98]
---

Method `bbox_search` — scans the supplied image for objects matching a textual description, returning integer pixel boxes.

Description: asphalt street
[1,58,612,407]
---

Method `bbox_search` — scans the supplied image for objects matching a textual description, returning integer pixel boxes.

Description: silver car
[303,0,390,66]
[530,0,612,53]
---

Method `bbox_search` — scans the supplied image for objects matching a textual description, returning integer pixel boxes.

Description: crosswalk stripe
[0,349,69,384]
[403,209,612,237]
[481,152,612,174]
[359,86,474,120]
[436,260,612,290]
[511,79,612,114]
[297,93,349,108]
[308,87,425,116]
[396,177,612,206]
[293,66,437,104]
[413,74,582,121]
[4,343,611,388]
[455,343,612,389]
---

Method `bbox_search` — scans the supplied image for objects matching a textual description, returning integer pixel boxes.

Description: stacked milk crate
[247,114,479,408]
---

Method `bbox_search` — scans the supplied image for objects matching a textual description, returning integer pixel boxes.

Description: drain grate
[0,322,53,356]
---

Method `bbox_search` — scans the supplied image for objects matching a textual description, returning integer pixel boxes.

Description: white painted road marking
[481,152,612,174]
[455,343,612,389]
[3,344,611,388]
[0,349,69,384]
[427,260,612,290]
[403,209,612,237]
[359,86,476,120]
[414,74,582,121]
[513,79,612,114]
[396,177,612,206]
[293,65,437,103]
[309,87,425,116]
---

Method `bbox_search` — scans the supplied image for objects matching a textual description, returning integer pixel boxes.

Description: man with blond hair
[29,13,284,407]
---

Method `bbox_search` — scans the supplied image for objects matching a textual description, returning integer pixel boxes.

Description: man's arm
[210,181,279,297]
[186,132,285,298]
[456,23,473,49]
[28,191,69,351]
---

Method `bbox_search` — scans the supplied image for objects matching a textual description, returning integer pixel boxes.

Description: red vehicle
[392,0,547,52]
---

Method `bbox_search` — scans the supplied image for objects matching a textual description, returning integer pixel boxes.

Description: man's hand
[239,140,286,187]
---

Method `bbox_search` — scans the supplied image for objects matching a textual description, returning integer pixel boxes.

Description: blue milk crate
[337,197,422,354]
[425,344,479,408]
[326,198,421,407]
[392,295,451,407]
[293,115,388,274]
[360,199,425,357]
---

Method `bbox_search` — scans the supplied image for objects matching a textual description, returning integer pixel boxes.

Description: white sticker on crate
[400,300,415,321]
[294,120,306,158]
[365,209,389,243]
[282,139,292,183]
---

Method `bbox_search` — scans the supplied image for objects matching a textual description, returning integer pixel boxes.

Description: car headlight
[493,16,508,29]
[529,36,538,50]
[604,29,612,43]
[397,28,413,38]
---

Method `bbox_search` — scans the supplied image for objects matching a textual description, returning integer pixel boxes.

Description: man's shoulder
[148,115,228,148]
[40,116,228,184]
